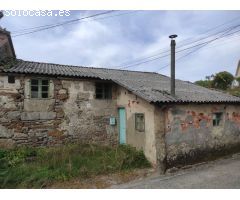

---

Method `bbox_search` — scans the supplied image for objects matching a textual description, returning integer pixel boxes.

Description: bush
[0,144,151,188]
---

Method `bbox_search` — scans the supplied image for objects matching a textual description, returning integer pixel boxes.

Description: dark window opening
[213,112,223,126]
[135,113,145,132]
[95,83,112,99]
[30,79,49,99]
[8,76,15,84]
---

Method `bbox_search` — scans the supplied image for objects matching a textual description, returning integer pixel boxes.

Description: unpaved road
[111,154,240,189]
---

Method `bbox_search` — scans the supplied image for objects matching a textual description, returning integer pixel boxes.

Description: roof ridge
[17,59,159,75]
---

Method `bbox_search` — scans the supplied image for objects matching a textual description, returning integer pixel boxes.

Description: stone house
[0,29,240,171]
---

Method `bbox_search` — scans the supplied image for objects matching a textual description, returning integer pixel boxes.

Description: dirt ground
[48,168,155,189]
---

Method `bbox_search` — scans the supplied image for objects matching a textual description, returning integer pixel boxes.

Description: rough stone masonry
[0,74,118,148]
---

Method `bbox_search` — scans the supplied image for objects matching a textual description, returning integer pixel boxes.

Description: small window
[135,113,145,132]
[213,112,223,126]
[30,79,49,99]
[95,83,112,99]
[8,76,15,84]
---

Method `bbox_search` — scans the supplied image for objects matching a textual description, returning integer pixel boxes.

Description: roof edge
[14,59,159,75]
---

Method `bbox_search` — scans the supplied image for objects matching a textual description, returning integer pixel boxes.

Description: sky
[0,10,240,82]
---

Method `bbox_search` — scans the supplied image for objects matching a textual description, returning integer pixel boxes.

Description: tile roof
[3,59,240,103]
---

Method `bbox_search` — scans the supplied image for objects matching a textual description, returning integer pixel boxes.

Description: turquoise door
[118,108,126,144]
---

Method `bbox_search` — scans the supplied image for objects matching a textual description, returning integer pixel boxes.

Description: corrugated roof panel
[3,60,240,103]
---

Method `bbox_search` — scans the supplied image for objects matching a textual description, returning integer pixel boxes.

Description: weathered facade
[0,30,240,171]
[0,75,119,148]
[0,67,240,171]
[0,72,162,165]
[164,104,240,168]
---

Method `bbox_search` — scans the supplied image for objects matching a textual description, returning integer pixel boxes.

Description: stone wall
[59,80,118,145]
[164,104,240,168]
[0,74,118,148]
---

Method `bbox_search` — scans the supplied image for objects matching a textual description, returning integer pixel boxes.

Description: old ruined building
[0,29,240,172]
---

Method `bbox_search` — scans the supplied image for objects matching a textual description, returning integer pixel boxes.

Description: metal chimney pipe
[0,11,3,19]
[169,34,177,97]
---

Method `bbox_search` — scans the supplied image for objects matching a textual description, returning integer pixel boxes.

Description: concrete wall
[165,104,240,168]
[116,86,159,165]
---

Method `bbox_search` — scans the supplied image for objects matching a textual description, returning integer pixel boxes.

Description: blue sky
[1,10,239,82]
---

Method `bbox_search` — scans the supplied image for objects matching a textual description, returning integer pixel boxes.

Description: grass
[0,144,151,188]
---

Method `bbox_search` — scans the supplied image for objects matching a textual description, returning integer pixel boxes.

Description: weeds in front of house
[0,144,150,188]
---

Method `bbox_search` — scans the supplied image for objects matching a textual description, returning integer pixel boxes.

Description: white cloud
[1,10,239,82]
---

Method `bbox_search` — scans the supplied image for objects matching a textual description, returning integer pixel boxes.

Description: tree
[212,71,234,90]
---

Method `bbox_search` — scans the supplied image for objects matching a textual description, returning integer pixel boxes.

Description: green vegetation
[195,80,212,88]
[227,87,240,97]
[0,144,151,188]
[195,74,214,89]
[212,71,234,90]
[195,71,240,97]
[0,57,17,69]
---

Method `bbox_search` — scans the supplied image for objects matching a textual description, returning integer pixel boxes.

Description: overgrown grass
[0,144,151,188]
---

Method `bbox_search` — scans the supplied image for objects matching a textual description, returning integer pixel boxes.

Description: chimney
[0,11,16,62]
[169,34,177,96]
[0,11,3,19]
